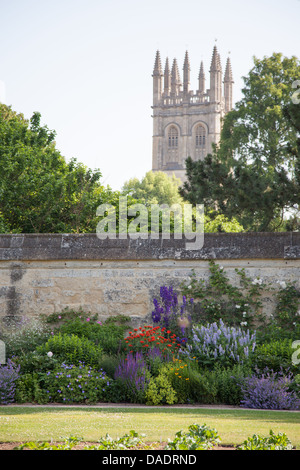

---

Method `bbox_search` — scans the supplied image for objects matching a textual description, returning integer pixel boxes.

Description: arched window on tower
[195,125,206,148]
[168,126,178,148]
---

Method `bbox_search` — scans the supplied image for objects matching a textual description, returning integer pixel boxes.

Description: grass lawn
[0,406,299,448]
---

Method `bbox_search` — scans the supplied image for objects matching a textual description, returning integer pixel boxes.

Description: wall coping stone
[0,233,299,260]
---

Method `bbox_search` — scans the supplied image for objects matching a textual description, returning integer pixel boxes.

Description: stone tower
[151,46,234,182]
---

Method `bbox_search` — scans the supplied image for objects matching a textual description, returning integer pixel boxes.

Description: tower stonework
[151,46,234,182]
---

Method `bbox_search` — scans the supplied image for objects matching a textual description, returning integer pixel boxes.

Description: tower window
[168,126,178,148]
[195,125,206,148]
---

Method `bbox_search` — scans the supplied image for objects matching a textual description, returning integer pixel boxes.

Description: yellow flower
[186,378,189,381]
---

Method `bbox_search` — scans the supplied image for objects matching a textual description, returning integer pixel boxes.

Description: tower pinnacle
[198,61,205,93]
[224,56,234,112]
[153,50,163,76]
[171,58,181,96]
[183,50,191,95]
[209,45,222,102]
[152,50,163,106]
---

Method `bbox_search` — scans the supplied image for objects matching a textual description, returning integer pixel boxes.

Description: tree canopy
[180,53,300,231]
[122,171,184,206]
[0,104,111,233]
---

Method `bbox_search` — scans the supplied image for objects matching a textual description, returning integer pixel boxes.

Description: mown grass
[0,406,299,448]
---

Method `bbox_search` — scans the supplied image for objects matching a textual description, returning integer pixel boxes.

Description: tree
[122,171,184,206]
[180,53,300,231]
[0,104,112,233]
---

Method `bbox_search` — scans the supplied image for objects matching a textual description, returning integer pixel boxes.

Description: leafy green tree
[0,104,113,233]
[180,53,300,231]
[122,171,184,206]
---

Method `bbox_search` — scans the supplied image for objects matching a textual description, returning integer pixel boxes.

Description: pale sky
[0,0,299,190]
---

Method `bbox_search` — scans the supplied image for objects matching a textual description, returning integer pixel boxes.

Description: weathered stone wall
[0,233,299,326]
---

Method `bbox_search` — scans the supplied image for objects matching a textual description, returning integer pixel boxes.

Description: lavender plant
[239,369,300,410]
[114,352,151,403]
[0,359,20,404]
[182,319,256,367]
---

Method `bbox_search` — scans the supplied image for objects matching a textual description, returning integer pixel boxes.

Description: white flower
[243,312,247,317]
[252,278,262,285]
[47,351,53,358]
[188,285,192,289]
[240,321,247,327]
[277,280,287,289]
[235,305,241,309]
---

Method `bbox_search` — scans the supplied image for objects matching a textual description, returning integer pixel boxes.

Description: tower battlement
[151,46,234,182]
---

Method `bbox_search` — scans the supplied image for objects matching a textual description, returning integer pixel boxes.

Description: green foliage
[166,358,217,404]
[0,104,121,233]
[14,372,45,404]
[274,282,300,331]
[237,430,293,450]
[204,364,252,406]
[204,211,245,233]
[16,431,145,450]
[36,333,103,367]
[16,436,83,451]
[165,423,221,450]
[251,338,297,373]
[13,427,294,451]
[56,318,127,355]
[39,363,110,404]
[16,362,112,405]
[0,316,52,357]
[15,350,59,375]
[85,430,146,450]
[180,53,300,231]
[122,171,184,206]
[145,369,177,405]
[181,261,268,329]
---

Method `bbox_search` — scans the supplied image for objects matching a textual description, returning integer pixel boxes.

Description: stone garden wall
[0,233,299,325]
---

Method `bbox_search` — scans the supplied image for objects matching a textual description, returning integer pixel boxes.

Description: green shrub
[274,283,300,331]
[204,364,252,405]
[17,431,145,450]
[36,333,103,367]
[251,338,296,373]
[167,358,217,404]
[57,320,127,355]
[97,354,122,379]
[165,423,221,450]
[1,316,51,357]
[39,363,111,404]
[289,374,300,398]
[15,351,59,374]
[145,370,177,405]
[237,430,293,450]
[15,372,45,404]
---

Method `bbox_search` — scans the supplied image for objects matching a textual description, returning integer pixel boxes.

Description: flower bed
[0,263,299,410]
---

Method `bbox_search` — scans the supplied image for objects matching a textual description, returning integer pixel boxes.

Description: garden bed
[0,264,299,450]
